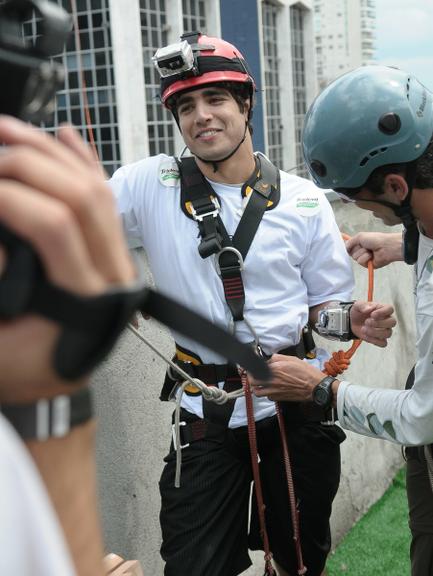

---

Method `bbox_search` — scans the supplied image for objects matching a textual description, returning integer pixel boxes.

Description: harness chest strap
[172,153,282,427]
[177,152,280,322]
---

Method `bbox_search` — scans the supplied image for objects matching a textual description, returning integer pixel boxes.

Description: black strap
[176,417,227,445]
[1,387,92,440]
[139,290,269,381]
[160,339,306,401]
[177,156,227,257]
[0,222,270,383]
[178,153,280,321]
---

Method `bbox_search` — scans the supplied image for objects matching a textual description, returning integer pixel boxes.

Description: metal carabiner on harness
[229,313,269,367]
[214,246,244,276]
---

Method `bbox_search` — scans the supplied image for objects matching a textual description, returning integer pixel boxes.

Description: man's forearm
[27,420,104,576]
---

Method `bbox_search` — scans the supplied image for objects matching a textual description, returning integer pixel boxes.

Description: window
[262,1,283,169]
[183,0,207,33]
[290,4,308,177]
[21,0,122,175]
[140,0,175,156]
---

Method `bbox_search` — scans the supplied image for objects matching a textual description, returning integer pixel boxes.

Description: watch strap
[340,301,357,341]
[313,375,335,409]
[0,386,92,441]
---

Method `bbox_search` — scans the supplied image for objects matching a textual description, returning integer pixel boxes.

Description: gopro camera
[0,0,71,123]
[152,40,196,79]
[315,302,355,341]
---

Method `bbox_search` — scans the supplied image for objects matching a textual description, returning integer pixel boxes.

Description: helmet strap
[399,160,419,264]
[358,160,419,264]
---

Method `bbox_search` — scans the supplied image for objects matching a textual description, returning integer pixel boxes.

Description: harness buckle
[190,196,220,222]
[198,234,223,258]
[172,421,190,449]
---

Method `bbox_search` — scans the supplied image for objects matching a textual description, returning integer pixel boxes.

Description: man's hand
[345,232,403,269]
[350,301,396,347]
[0,116,135,402]
[250,354,324,402]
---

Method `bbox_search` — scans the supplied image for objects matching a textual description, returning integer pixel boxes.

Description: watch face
[313,385,330,407]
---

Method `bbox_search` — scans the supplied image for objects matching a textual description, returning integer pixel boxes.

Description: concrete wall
[92,201,416,574]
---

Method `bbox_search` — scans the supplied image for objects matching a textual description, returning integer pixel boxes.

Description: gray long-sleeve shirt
[338,230,433,446]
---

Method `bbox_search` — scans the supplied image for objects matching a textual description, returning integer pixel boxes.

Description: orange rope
[323,233,374,377]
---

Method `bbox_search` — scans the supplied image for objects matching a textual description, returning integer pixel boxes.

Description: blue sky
[375,0,433,91]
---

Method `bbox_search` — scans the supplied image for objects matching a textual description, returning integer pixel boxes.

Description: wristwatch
[315,301,356,341]
[312,376,336,410]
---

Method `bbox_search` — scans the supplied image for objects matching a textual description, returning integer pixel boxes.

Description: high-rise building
[314,0,376,90]
[11,0,318,176]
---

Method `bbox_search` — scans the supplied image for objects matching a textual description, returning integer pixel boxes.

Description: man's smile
[195,128,222,140]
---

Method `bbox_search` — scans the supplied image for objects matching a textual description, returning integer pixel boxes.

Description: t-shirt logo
[159,160,180,187]
[295,194,321,217]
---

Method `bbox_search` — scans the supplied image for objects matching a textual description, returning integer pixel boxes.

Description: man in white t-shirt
[110,32,395,576]
[258,65,433,575]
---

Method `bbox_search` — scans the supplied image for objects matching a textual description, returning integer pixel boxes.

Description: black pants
[159,408,346,576]
[406,446,433,576]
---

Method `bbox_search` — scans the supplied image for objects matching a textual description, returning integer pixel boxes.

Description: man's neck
[194,144,256,185]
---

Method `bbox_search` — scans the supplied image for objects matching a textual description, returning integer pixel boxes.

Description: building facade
[314,0,376,90]
[20,0,317,176]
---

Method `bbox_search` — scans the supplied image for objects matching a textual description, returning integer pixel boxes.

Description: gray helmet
[302,65,433,189]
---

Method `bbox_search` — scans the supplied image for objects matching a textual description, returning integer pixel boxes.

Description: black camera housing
[0,0,71,122]
[0,0,71,318]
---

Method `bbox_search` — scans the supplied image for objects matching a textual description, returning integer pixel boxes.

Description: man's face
[176,86,249,161]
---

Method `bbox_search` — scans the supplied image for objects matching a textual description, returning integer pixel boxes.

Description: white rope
[128,323,244,486]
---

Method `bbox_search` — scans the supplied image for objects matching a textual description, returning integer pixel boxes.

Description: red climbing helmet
[153,31,256,107]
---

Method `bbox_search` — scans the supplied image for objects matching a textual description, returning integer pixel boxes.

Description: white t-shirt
[110,154,354,427]
[0,414,76,575]
[338,229,433,445]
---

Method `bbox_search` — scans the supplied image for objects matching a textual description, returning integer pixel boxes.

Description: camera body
[0,0,71,318]
[152,40,197,79]
[0,0,71,122]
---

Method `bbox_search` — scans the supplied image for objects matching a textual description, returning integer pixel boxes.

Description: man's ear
[383,173,409,201]
[243,98,251,116]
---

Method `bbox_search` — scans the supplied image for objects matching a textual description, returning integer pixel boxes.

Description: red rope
[275,402,307,575]
[242,370,276,576]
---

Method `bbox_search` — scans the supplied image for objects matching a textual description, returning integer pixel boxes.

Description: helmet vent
[359,147,388,167]
[378,112,401,135]
[310,159,327,178]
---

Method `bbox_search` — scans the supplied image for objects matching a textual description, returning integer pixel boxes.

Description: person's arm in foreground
[0,115,135,576]
[251,341,433,447]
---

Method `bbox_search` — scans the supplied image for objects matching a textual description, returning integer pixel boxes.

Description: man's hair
[167,81,254,135]
[336,136,433,197]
